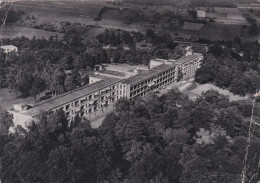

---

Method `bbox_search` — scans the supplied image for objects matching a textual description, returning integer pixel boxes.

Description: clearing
[187,83,249,101]
[0,88,34,112]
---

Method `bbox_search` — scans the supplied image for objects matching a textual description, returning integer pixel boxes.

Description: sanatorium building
[9,51,203,129]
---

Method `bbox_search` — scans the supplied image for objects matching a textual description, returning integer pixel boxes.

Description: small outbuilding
[0,45,18,53]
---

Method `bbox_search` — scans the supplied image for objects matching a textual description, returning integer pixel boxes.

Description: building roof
[21,76,121,117]
[101,70,126,77]
[176,53,202,65]
[122,64,175,85]
[106,63,148,72]
[0,45,17,49]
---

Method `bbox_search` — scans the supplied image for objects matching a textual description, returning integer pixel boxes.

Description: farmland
[197,7,250,25]
[1,0,259,41]
[2,25,63,39]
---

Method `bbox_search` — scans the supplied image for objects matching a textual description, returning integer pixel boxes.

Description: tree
[0,112,13,136]
[50,67,66,96]
[1,85,260,183]
[115,98,130,113]
[230,76,248,96]
[195,55,219,84]
[215,66,233,88]
[249,23,259,36]
[188,9,197,19]
[64,75,77,91]
[170,45,185,59]
[30,77,46,102]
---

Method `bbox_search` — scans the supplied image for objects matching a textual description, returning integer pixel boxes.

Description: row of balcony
[66,103,111,117]
[130,77,175,98]
[65,92,117,111]
[65,97,116,112]
[131,74,175,93]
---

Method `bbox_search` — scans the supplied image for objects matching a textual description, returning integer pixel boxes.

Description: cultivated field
[183,22,205,31]
[2,25,63,39]
[197,7,249,25]
[6,0,148,38]
[2,1,258,42]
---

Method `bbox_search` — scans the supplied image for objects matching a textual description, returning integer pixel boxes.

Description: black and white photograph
[0,0,259,182]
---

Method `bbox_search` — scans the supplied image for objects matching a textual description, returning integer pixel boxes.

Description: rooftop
[0,45,17,49]
[122,64,175,85]
[106,63,148,72]
[101,70,126,77]
[17,76,122,117]
[175,53,202,65]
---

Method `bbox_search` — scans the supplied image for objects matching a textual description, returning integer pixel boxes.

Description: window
[75,100,79,107]
[81,99,86,104]
[81,111,85,117]
[65,104,70,111]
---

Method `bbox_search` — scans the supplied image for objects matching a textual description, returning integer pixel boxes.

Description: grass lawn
[188,83,249,101]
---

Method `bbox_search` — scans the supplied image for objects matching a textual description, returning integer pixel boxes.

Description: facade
[197,10,206,18]
[122,64,177,99]
[9,76,122,129]
[0,45,18,54]
[176,53,203,80]
[8,52,203,129]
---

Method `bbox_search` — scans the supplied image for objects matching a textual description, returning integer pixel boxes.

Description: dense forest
[0,29,182,100]
[0,90,260,182]
[195,41,260,96]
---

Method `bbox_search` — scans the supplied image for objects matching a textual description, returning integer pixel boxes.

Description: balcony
[80,99,86,104]
[89,102,94,107]
[94,94,100,98]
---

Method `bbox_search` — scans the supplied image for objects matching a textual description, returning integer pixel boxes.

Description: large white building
[8,52,203,129]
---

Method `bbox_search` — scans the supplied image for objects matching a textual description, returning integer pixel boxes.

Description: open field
[2,25,63,39]
[5,0,147,38]
[197,7,249,25]
[183,22,205,31]
[197,22,258,41]
[1,1,257,42]
[198,23,242,40]
[188,83,249,101]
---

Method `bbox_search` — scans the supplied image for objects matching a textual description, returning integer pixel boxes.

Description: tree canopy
[1,90,260,183]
